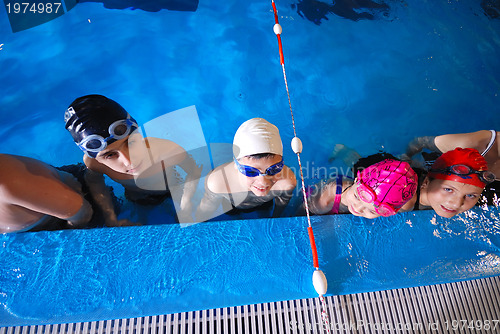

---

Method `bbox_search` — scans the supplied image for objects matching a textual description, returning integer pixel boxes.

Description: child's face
[237,155,283,196]
[342,182,382,219]
[422,178,483,218]
[95,132,148,175]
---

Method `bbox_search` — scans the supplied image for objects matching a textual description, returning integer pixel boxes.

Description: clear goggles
[234,158,284,177]
[77,115,138,155]
[356,181,397,217]
[430,164,496,184]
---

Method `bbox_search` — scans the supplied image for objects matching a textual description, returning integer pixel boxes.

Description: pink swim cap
[357,159,418,212]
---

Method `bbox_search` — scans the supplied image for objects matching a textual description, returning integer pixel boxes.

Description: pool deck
[2,275,499,333]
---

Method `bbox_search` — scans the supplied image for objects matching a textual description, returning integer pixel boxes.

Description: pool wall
[1,206,500,326]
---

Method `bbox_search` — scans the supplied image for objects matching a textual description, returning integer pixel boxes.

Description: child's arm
[195,169,229,222]
[405,136,439,158]
[272,189,295,218]
[148,138,202,217]
[405,130,497,159]
[195,186,223,223]
[174,152,203,218]
[0,158,93,229]
[434,130,497,154]
[306,180,339,215]
[272,167,297,217]
[83,169,133,227]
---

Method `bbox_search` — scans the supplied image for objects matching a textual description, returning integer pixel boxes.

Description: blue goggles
[234,158,284,177]
[77,115,138,157]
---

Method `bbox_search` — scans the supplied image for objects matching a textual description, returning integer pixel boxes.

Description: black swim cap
[64,95,138,158]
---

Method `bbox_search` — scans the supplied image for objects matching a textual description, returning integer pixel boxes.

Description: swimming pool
[1,0,500,327]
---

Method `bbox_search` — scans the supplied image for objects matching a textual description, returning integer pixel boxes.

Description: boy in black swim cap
[65,95,139,159]
[65,95,201,224]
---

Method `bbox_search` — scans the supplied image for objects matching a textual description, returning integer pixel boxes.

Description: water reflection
[482,0,500,19]
[430,204,500,250]
[77,0,199,12]
[291,0,390,25]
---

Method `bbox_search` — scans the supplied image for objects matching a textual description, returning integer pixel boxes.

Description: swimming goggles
[234,158,284,177]
[430,164,496,184]
[356,181,397,217]
[77,115,138,155]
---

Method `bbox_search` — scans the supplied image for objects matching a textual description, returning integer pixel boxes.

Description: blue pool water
[1,0,500,326]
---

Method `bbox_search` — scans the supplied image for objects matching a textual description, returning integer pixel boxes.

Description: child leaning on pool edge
[403,130,499,206]
[401,147,496,218]
[304,158,418,219]
[64,94,202,224]
[195,118,297,222]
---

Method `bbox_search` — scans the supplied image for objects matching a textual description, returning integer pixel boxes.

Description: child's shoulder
[341,175,354,190]
[146,137,186,160]
[314,174,352,195]
[274,165,297,191]
[205,162,235,194]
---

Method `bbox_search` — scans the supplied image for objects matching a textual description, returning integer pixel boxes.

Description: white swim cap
[233,118,283,159]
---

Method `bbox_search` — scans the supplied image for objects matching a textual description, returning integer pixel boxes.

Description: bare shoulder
[0,155,67,202]
[0,154,19,174]
[274,165,297,191]
[322,176,350,198]
[0,155,26,192]
[205,162,234,194]
[0,154,53,180]
[341,177,354,191]
[146,137,187,165]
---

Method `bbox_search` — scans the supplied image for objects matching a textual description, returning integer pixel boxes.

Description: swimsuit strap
[330,175,343,214]
[481,130,497,156]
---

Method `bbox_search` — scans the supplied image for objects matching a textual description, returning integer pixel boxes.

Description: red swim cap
[428,147,488,188]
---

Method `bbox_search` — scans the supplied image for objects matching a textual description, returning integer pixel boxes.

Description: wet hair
[352,152,398,176]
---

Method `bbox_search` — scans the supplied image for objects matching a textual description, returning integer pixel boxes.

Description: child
[404,130,499,179]
[306,159,418,219]
[0,154,93,233]
[405,147,496,218]
[196,118,297,221]
[64,95,201,223]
